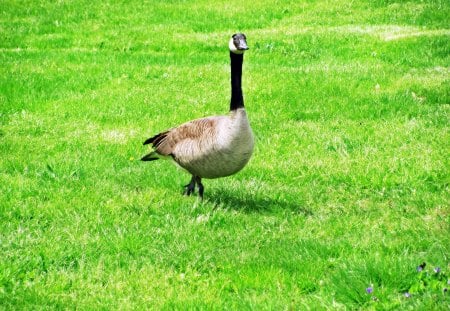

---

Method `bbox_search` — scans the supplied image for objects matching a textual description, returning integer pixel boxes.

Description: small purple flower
[404,292,411,298]
[434,267,441,273]
[366,286,374,294]
[416,262,426,272]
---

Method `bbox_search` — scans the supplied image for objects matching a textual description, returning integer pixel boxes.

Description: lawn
[1,0,449,309]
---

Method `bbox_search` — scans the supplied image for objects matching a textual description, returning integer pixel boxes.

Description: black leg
[195,176,204,200]
[183,176,196,196]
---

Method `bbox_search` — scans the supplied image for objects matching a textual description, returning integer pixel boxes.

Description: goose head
[229,33,249,54]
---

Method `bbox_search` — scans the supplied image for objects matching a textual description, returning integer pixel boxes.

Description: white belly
[174,109,254,179]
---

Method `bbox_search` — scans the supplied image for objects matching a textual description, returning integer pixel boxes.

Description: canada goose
[141,33,253,199]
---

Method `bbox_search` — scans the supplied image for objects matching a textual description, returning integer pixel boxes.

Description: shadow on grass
[206,189,313,216]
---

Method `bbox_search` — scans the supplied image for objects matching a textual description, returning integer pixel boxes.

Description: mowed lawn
[1,0,449,309]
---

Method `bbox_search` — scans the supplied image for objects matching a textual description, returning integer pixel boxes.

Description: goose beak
[237,39,249,51]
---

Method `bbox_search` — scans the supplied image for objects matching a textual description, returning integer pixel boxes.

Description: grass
[1,0,449,309]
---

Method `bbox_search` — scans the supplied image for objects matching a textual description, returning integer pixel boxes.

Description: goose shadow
[205,188,313,216]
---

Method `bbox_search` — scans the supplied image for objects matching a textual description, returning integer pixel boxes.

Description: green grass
[1,0,449,309]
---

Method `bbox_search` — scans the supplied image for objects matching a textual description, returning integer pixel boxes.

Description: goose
[141,33,254,199]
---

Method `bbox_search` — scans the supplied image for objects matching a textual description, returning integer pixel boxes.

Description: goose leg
[183,176,196,196]
[195,176,204,200]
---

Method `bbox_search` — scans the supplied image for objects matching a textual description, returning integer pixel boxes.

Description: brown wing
[143,117,219,156]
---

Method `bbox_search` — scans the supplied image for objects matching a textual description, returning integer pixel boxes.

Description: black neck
[230,52,244,111]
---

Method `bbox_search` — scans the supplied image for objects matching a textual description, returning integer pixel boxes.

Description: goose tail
[141,151,159,162]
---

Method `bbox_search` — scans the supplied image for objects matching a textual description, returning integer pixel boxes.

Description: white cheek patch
[229,38,244,54]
